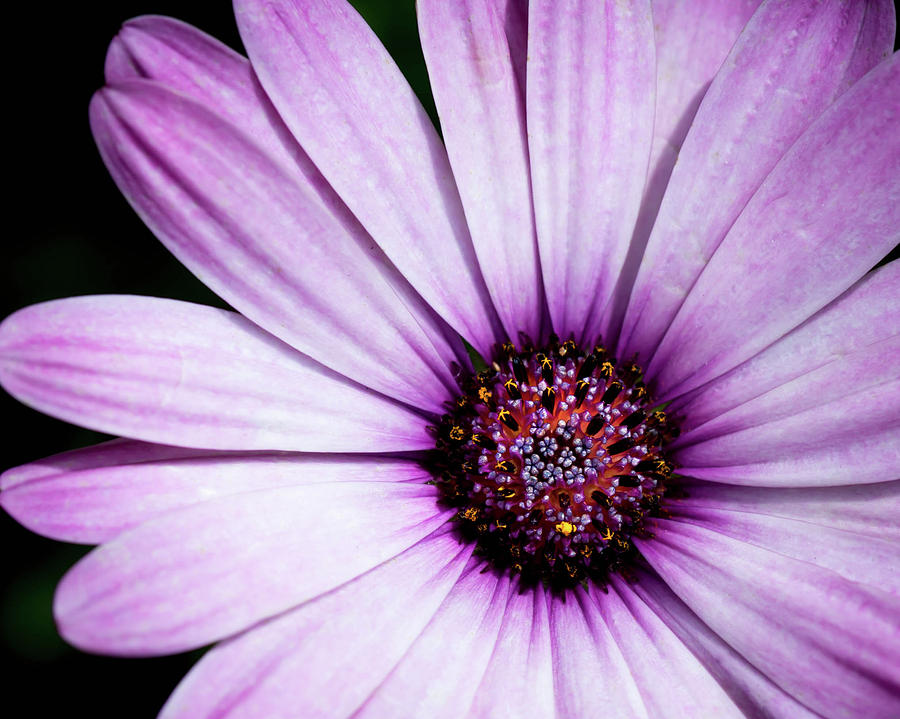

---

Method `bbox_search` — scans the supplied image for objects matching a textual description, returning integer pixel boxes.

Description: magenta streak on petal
[670,260,899,433]
[91,76,464,415]
[159,527,472,719]
[234,0,504,356]
[649,53,900,399]
[53,481,451,656]
[527,0,655,344]
[419,0,545,342]
[0,439,429,545]
[620,0,896,363]
[492,0,528,97]
[0,296,431,452]
[638,519,900,719]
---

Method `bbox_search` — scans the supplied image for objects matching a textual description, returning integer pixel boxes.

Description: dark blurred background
[2,2,428,716]
[3,2,899,718]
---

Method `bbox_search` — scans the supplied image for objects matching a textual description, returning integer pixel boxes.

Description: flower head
[2,1,899,718]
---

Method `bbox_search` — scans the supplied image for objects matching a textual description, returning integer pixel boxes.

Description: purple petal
[159,528,471,719]
[418,0,544,341]
[674,378,899,486]
[494,0,528,95]
[606,0,762,336]
[0,296,429,452]
[355,561,510,718]
[589,578,744,717]
[548,587,648,717]
[649,53,900,398]
[621,0,896,361]
[234,0,503,354]
[0,439,427,544]
[92,76,462,414]
[672,261,899,432]
[638,517,900,718]
[468,580,555,718]
[54,481,450,655]
[527,0,655,342]
[631,569,820,718]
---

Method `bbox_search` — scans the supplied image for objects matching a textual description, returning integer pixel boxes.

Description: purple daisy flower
[2,0,899,716]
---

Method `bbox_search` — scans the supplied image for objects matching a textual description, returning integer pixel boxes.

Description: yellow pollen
[600,527,615,541]
[478,387,492,403]
[461,507,480,521]
[555,521,576,536]
[449,426,466,441]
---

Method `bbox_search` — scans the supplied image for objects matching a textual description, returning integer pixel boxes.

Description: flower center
[431,339,678,590]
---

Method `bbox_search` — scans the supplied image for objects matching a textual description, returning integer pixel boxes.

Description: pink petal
[548,586,648,717]
[0,296,429,452]
[159,528,472,719]
[234,0,503,354]
[649,53,900,398]
[418,0,544,341]
[621,0,896,361]
[54,481,450,656]
[590,578,744,717]
[0,439,427,544]
[671,261,899,433]
[468,580,555,718]
[527,0,656,342]
[355,561,510,718]
[92,76,461,414]
[638,518,900,718]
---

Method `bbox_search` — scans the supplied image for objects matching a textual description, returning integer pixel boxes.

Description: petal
[0,296,429,452]
[494,0,528,95]
[54,481,450,655]
[92,77,461,414]
[638,518,900,719]
[159,528,472,719]
[418,0,544,341]
[630,570,820,718]
[0,439,427,544]
[527,0,656,342]
[548,586,648,717]
[673,378,900,486]
[621,0,896,361]
[234,0,503,354]
[468,580,555,718]
[355,561,510,718]
[589,577,744,717]
[649,53,900,397]
[671,261,899,432]
[606,0,762,336]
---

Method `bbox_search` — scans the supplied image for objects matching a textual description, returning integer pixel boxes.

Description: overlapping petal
[92,69,462,414]
[160,528,472,719]
[0,296,430,452]
[0,439,428,544]
[527,0,655,342]
[621,0,896,361]
[54,481,450,656]
[234,0,503,354]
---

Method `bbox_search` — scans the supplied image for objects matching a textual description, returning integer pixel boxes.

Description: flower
[1,0,898,717]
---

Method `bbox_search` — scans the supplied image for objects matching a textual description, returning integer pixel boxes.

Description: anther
[574,379,590,407]
[511,356,528,385]
[504,378,522,400]
[577,354,597,381]
[495,460,515,473]
[601,383,623,405]
[586,414,606,436]
[617,475,642,488]
[622,410,646,429]
[497,408,519,431]
[606,438,634,455]
[541,387,557,413]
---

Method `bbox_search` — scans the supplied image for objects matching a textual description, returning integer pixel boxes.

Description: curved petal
[630,569,821,719]
[673,378,900,486]
[527,0,655,342]
[54,481,450,656]
[234,0,503,354]
[649,53,900,397]
[0,296,429,452]
[590,577,744,717]
[638,518,900,719]
[159,527,471,719]
[468,580,555,718]
[548,586,648,717]
[671,261,899,432]
[494,0,528,95]
[606,0,762,338]
[418,0,544,342]
[355,561,509,718]
[0,439,428,544]
[92,77,461,414]
[621,0,896,361]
